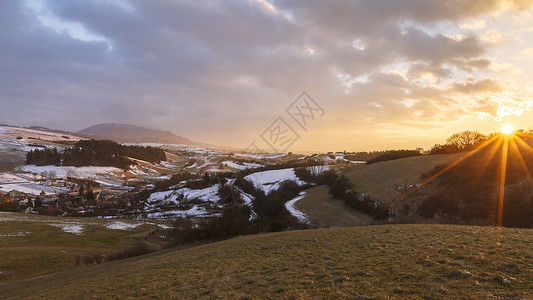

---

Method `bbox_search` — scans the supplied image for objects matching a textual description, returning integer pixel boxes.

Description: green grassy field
[0,212,159,284]
[1,224,532,299]
[296,185,368,227]
[0,162,16,172]
[342,153,463,203]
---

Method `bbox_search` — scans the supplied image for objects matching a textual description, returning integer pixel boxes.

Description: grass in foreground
[342,153,463,203]
[0,212,157,283]
[296,185,368,227]
[1,224,532,299]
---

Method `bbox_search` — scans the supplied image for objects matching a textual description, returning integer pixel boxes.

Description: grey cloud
[407,63,452,80]
[450,78,504,94]
[395,28,484,64]
[0,0,528,147]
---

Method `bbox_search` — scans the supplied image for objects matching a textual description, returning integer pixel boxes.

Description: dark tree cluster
[217,182,243,205]
[62,146,133,169]
[26,140,166,170]
[366,149,422,165]
[252,180,303,231]
[344,150,416,162]
[167,207,252,246]
[26,148,61,166]
[233,174,308,232]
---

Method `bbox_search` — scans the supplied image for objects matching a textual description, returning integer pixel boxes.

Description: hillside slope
[1,224,532,299]
[295,185,368,227]
[77,123,198,145]
[0,212,158,284]
[342,153,463,203]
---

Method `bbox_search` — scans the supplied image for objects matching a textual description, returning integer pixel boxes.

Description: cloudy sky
[2,0,533,152]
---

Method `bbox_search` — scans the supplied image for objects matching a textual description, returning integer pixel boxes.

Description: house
[8,190,29,205]
[95,202,107,208]
[105,197,118,206]
[43,207,62,215]
[41,195,58,208]
[43,179,57,186]
[9,190,26,201]
[0,192,14,204]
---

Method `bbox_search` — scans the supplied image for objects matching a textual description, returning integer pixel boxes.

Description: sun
[501,124,514,135]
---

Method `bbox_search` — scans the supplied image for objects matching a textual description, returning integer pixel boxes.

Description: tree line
[295,167,394,219]
[429,129,533,155]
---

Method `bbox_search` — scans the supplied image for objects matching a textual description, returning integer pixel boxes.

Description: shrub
[112,240,153,260]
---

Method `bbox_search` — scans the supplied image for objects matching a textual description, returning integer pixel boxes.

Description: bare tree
[66,169,77,178]
[446,131,487,151]
[48,170,57,180]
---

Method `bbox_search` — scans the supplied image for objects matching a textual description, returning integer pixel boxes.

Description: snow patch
[50,223,85,235]
[105,221,141,230]
[0,231,31,237]
[177,185,220,203]
[245,168,305,193]
[285,192,309,223]
[221,161,263,170]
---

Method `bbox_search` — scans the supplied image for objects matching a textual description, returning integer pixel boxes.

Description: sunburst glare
[502,124,514,135]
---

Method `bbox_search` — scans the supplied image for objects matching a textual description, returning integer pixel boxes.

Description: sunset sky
[2,0,533,152]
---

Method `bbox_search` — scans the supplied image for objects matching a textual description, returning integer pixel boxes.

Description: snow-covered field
[10,165,128,188]
[144,184,223,219]
[244,168,306,193]
[178,185,220,202]
[0,171,71,195]
[236,152,288,160]
[145,205,218,219]
[0,172,29,182]
[0,126,81,166]
[0,126,81,142]
[0,165,136,194]
[19,165,124,179]
[0,182,70,195]
[146,184,221,209]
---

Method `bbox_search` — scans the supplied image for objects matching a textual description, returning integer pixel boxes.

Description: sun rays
[365,129,533,228]
[497,134,509,228]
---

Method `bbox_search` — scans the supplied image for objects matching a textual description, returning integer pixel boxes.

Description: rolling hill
[76,123,203,146]
[342,153,464,203]
[0,224,531,299]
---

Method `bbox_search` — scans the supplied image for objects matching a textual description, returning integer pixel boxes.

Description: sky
[2,0,533,152]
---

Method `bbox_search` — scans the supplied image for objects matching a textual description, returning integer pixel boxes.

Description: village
[0,172,149,217]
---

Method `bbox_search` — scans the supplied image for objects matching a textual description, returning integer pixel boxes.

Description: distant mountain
[24,126,73,135]
[76,123,201,145]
